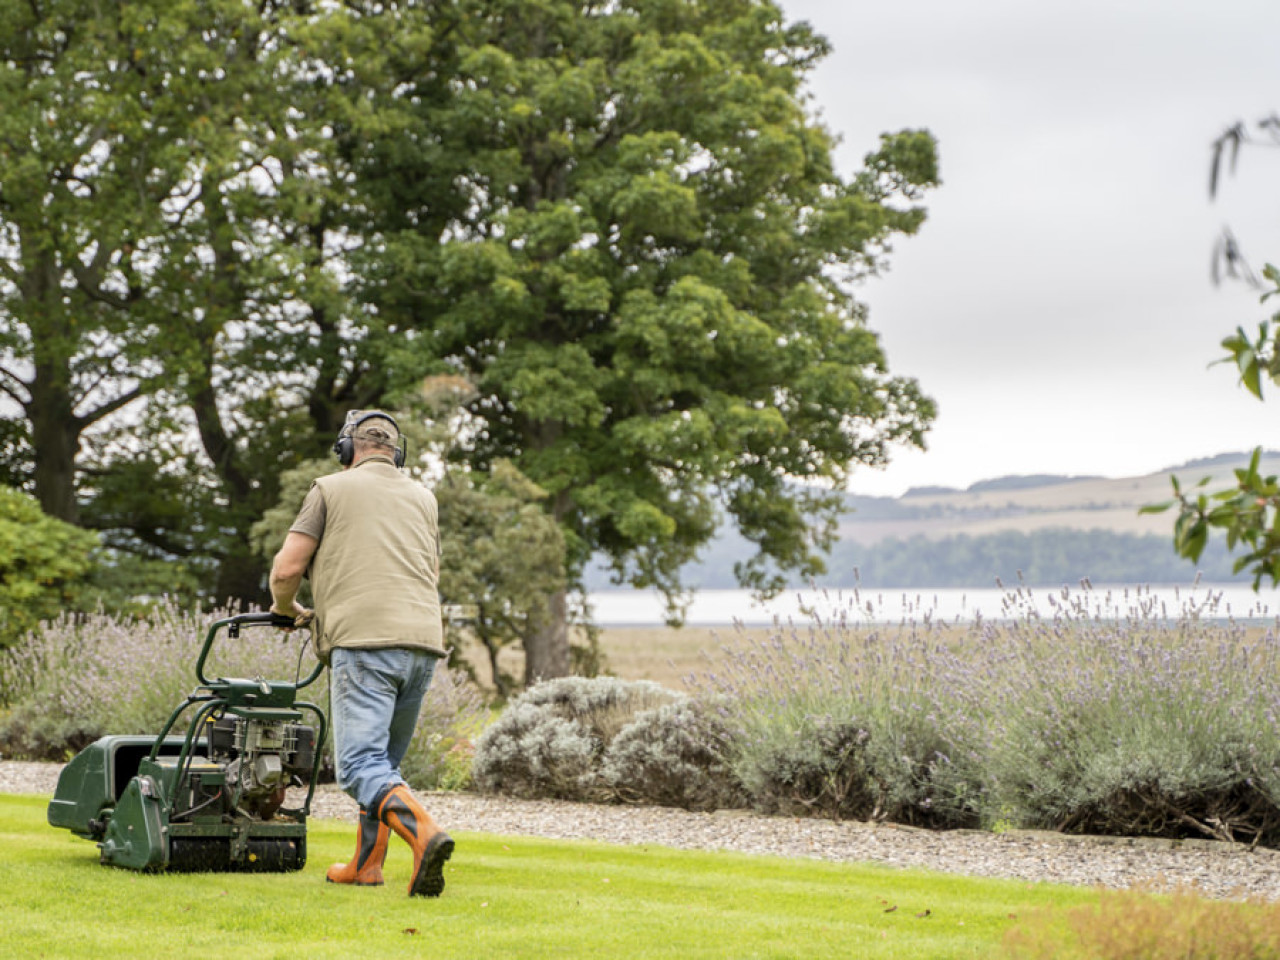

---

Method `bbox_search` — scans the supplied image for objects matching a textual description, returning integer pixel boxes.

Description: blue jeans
[330,647,438,810]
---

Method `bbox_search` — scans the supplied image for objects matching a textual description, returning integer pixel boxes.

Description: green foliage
[436,460,569,694]
[0,0,197,523]
[0,0,458,601]
[1005,886,1280,960]
[2,0,936,660]
[0,487,98,647]
[1148,115,1280,589]
[3,0,936,668]
[1146,448,1280,587]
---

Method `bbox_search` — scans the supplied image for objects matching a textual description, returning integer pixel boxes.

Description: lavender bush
[689,607,984,828]
[973,585,1280,845]
[0,604,315,759]
[687,584,1280,844]
[0,605,491,792]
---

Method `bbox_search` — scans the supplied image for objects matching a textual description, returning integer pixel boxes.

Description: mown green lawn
[3,793,1096,959]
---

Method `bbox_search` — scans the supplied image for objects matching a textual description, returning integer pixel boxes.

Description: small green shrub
[731,714,877,819]
[0,487,99,649]
[399,659,491,791]
[1004,885,1280,959]
[0,701,102,761]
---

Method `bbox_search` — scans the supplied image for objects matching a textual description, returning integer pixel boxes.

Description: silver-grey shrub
[472,676,681,801]
[601,698,744,811]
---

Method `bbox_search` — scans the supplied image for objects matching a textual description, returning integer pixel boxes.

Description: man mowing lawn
[270,410,455,897]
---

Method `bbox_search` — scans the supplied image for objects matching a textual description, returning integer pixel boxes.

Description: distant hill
[964,474,1104,493]
[830,451,1280,548]
[1167,450,1280,472]
[584,450,1280,591]
[901,484,959,496]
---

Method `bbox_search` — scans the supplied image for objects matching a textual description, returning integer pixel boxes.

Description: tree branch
[87,522,199,559]
[0,254,24,288]
[77,383,144,429]
[0,364,31,405]
[68,260,134,310]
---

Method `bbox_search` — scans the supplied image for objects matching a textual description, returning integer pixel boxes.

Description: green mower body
[48,612,326,873]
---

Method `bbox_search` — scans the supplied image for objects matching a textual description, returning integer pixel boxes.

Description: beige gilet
[303,458,445,664]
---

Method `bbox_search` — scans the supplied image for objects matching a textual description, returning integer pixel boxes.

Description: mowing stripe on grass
[2,793,1096,959]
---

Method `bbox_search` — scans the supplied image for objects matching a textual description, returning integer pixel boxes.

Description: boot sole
[410,833,454,898]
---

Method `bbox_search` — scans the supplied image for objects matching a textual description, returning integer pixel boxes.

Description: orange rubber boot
[376,784,454,897]
[325,806,389,886]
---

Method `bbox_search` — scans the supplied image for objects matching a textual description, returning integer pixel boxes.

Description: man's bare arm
[270,531,319,625]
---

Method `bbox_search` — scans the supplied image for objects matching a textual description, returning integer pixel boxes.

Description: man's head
[333,410,404,467]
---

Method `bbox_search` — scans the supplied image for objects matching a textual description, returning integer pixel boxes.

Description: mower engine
[48,613,326,873]
[210,715,317,820]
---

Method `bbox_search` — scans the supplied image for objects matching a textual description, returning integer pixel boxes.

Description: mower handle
[195,612,324,689]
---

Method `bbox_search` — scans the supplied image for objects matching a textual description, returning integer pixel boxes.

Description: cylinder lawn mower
[47,612,327,873]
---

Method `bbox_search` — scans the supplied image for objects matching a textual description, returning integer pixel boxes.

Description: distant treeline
[820,529,1245,588]
[625,527,1251,590]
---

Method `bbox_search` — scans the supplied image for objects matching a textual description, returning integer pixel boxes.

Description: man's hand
[270,600,314,631]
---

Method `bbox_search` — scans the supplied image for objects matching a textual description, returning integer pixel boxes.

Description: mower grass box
[48,612,326,873]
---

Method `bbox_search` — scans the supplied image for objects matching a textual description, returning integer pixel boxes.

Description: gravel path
[7,760,1278,900]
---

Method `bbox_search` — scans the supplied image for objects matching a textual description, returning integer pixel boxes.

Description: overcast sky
[777,0,1280,496]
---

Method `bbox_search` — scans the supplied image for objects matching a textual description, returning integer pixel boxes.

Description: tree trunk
[26,255,82,524]
[479,632,509,700]
[523,588,570,686]
[29,395,80,524]
[28,353,80,524]
[213,543,270,609]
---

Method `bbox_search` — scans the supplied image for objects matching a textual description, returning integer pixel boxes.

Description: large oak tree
[366,0,939,681]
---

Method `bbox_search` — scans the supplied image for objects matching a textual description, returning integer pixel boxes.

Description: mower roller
[48,611,327,873]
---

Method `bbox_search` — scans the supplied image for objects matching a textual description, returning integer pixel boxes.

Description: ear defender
[332,432,356,466]
[333,412,406,468]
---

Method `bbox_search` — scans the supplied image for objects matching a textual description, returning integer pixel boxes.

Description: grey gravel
[8,760,1277,900]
